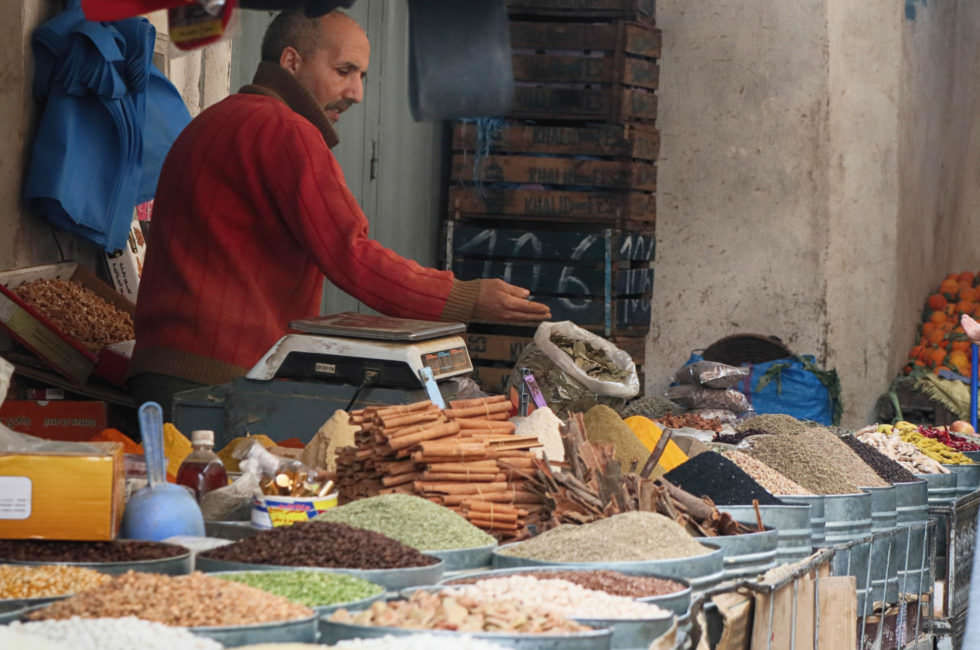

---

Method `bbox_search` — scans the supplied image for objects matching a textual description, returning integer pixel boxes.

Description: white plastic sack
[533,321,640,399]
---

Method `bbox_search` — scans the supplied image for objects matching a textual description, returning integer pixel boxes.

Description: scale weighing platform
[172,313,475,449]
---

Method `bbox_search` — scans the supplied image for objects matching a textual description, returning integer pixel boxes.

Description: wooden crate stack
[445,1,660,393]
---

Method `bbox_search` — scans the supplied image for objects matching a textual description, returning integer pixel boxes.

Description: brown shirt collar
[239,61,340,149]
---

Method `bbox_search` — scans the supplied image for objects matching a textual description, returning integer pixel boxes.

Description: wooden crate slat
[450,222,655,263]
[453,259,652,296]
[506,0,655,21]
[511,54,659,91]
[452,122,660,161]
[510,85,657,122]
[509,22,661,59]
[452,154,656,192]
[450,187,655,223]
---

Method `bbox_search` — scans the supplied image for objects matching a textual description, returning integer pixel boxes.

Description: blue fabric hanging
[24,0,191,251]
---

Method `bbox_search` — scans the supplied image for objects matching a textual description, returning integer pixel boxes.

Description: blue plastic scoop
[121,402,205,540]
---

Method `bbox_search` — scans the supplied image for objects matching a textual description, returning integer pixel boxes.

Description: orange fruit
[952,340,971,353]
[949,350,970,374]
[956,300,975,315]
[926,328,946,345]
[960,286,977,302]
[958,271,975,284]
[928,294,948,310]
[941,279,960,297]
[926,348,947,368]
[930,311,947,325]
[910,345,925,360]
[922,321,937,336]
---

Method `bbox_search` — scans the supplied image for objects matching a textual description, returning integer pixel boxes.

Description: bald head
[264,10,370,123]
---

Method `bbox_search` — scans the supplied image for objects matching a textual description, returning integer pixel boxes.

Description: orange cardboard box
[0,442,124,540]
[0,400,108,442]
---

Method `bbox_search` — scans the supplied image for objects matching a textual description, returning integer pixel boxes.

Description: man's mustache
[326,100,353,113]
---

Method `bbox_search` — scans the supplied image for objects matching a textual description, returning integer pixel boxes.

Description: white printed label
[0,477,31,519]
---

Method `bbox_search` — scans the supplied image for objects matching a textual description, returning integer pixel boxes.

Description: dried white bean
[445,576,671,620]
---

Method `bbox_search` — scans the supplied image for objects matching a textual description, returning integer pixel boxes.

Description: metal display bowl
[490,543,725,594]
[189,613,319,647]
[426,542,497,572]
[206,570,386,616]
[2,541,192,576]
[437,566,692,617]
[195,556,445,591]
[318,618,614,649]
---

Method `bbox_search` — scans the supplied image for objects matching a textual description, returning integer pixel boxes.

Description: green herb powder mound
[215,571,382,608]
[315,494,495,551]
[498,512,712,562]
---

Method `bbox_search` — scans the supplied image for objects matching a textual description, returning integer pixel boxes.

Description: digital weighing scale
[171,314,475,448]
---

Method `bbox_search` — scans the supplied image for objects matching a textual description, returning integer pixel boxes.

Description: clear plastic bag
[666,385,753,414]
[673,360,749,389]
[508,322,640,416]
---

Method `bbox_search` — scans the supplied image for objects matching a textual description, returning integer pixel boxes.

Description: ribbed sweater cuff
[440,279,481,323]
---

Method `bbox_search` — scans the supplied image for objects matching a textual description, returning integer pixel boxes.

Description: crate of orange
[905,271,979,377]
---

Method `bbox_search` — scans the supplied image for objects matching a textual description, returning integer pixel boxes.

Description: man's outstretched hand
[962,314,980,344]
[473,279,551,323]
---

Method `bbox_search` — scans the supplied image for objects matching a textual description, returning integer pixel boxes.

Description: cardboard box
[0,400,108,442]
[0,262,135,384]
[105,204,149,303]
[0,442,124,540]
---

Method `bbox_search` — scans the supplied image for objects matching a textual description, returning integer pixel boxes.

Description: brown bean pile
[198,521,439,569]
[14,278,134,351]
[0,540,187,563]
[27,571,312,627]
[447,570,684,598]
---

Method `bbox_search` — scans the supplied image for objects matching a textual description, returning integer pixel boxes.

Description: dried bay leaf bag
[509,321,640,416]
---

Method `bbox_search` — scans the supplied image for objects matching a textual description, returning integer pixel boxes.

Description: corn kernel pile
[0,565,111,599]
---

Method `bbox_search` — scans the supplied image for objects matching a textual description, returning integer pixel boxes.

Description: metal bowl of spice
[189,614,319,647]
[438,567,692,617]
[196,559,445,592]
[427,542,497,572]
[208,570,386,616]
[0,540,192,576]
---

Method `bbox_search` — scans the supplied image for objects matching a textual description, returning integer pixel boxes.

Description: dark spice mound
[840,435,918,484]
[0,540,187,563]
[199,521,439,569]
[713,428,768,445]
[448,569,685,598]
[663,452,783,506]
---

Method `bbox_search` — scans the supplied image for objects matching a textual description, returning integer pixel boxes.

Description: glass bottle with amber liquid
[176,430,228,501]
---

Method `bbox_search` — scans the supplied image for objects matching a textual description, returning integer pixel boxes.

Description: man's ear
[280,46,303,75]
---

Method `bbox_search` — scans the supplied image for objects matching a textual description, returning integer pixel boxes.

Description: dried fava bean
[199,521,438,569]
[444,576,670,619]
[498,512,712,562]
[316,494,495,551]
[447,570,684,598]
[27,571,312,627]
[0,565,112,599]
[330,590,592,634]
[0,540,187,563]
[8,618,222,650]
[722,450,813,496]
[214,571,382,607]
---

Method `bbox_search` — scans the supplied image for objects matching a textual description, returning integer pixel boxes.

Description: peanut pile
[14,278,133,351]
[330,590,592,635]
[0,565,111,599]
[27,571,313,627]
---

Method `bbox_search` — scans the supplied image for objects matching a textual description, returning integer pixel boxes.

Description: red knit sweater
[132,64,477,385]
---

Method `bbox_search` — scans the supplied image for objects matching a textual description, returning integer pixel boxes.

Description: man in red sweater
[130,10,549,415]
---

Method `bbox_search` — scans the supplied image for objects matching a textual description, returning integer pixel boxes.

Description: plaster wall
[650,0,980,426]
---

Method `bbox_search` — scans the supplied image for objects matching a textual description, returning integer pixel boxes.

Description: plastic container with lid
[176,430,228,501]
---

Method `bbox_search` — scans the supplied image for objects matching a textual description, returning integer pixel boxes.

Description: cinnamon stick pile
[336,396,546,540]
[525,413,753,537]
